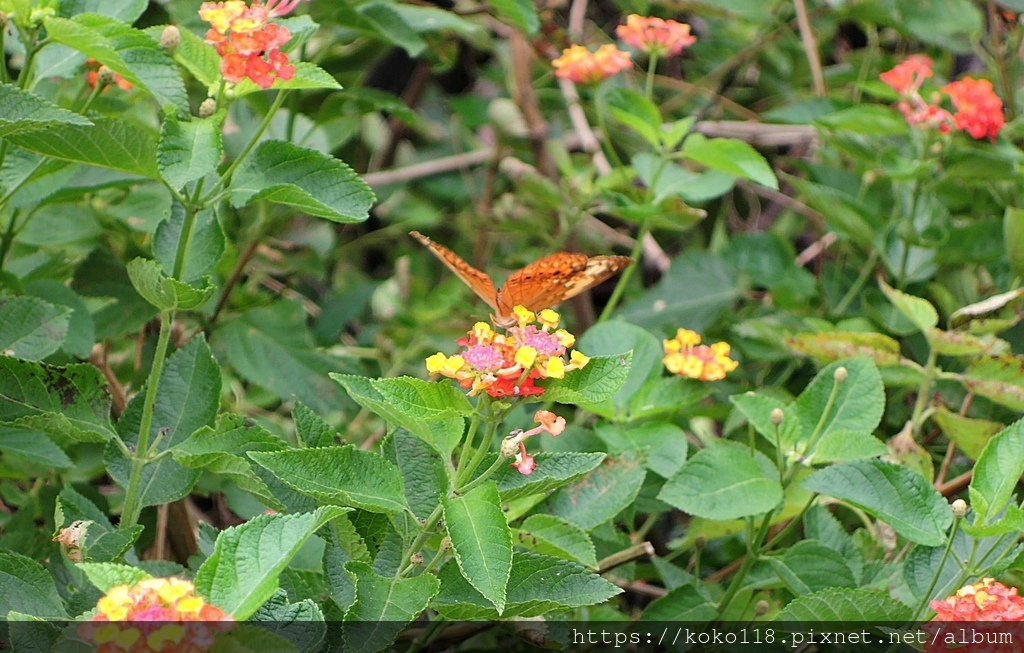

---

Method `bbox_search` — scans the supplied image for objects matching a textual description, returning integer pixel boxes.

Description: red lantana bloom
[942,77,1005,141]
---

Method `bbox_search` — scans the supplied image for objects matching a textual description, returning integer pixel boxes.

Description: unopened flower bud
[440,536,452,551]
[952,499,968,519]
[755,600,770,616]
[199,98,217,118]
[96,66,116,87]
[0,12,8,28]
[410,552,424,565]
[500,434,521,458]
[833,366,848,383]
[694,534,707,550]
[770,408,784,425]
[160,25,180,51]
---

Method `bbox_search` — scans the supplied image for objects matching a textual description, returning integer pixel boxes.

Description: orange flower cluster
[504,409,567,475]
[199,0,302,88]
[552,44,632,84]
[942,77,1005,141]
[426,306,589,398]
[79,578,233,653]
[616,15,696,58]
[931,578,1024,621]
[663,328,737,381]
[880,56,1004,141]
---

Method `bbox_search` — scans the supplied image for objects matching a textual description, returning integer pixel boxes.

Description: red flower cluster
[942,77,1005,141]
[931,578,1024,621]
[199,0,303,88]
[879,56,1004,141]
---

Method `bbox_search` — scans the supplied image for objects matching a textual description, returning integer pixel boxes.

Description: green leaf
[342,561,439,653]
[879,279,938,334]
[64,0,148,21]
[292,400,335,449]
[538,353,632,406]
[616,251,740,332]
[485,0,539,32]
[105,337,220,507]
[249,445,407,514]
[658,440,782,520]
[356,1,427,56]
[577,322,660,418]
[0,85,92,138]
[43,14,188,112]
[961,355,1024,411]
[230,140,375,223]
[730,391,802,452]
[969,417,1024,527]
[9,117,159,178]
[681,133,778,189]
[641,583,717,622]
[332,374,464,456]
[0,357,115,443]
[1005,207,1024,277]
[195,507,348,620]
[803,459,951,546]
[816,105,909,135]
[810,429,887,464]
[928,329,1008,357]
[932,406,1003,460]
[786,331,903,367]
[548,453,646,530]
[442,482,513,614]
[158,112,224,190]
[388,430,446,520]
[776,587,913,621]
[125,258,214,310]
[431,551,621,619]
[23,280,95,359]
[0,551,68,619]
[0,296,71,360]
[232,61,342,97]
[767,540,857,594]
[605,88,662,147]
[217,302,351,414]
[596,422,689,478]
[486,452,605,501]
[154,204,225,285]
[516,515,597,568]
[629,376,710,421]
[0,427,72,468]
[792,358,885,456]
[371,376,474,419]
[152,24,220,88]
[77,563,151,593]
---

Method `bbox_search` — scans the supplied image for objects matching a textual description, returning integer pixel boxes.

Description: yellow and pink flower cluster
[662,328,737,381]
[552,14,696,85]
[79,578,233,653]
[426,306,589,398]
[930,578,1024,621]
[199,0,303,88]
[880,55,1005,141]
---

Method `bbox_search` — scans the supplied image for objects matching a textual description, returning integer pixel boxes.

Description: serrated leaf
[0,296,72,360]
[792,358,884,456]
[250,593,326,653]
[195,507,348,620]
[804,459,951,545]
[577,322,661,419]
[516,515,597,568]
[879,279,938,334]
[0,551,68,619]
[126,258,214,310]
[78,563,151,592]
[486,452,605,501]
[0,84,92,138]
[431,551,621,619]
[961,355,1024,411]
[597,422,689,478]
[23,280,95,359]
[158,112,224,190]
[767,540,857,594]
[342,561,439,653]
[681,133,778,189]
[389,430,446,520]
[230,140,374,223]
[969,417,1024,527]
[548,453,646,530]
[776,587,912,621]
[442,482,512,614]
[0,427,73,468]
[332,374,464,456]
[730,391,802,452]
[659,440,782,520]
[9,117,159,178]
[371,376,474,419]
[538,353,632,406]
[292,400,335,449]
[629,375,709,421]
[640,583,717,622]
[249,446,407,514]
[0,357,115,443]
[154,203,225,286]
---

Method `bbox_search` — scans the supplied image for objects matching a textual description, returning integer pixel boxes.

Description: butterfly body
[411,231,631,325]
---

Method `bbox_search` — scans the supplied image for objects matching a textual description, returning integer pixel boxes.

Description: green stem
[456,451,508,495]
[644,53,658,100]
[120,308,176,528]
[909,347,938,439]
[171,203,200,280]
[910,514,961,622]
[790,368,844,472]
[0,25,8,85]
[0,209,21,269]
[398,504,443,578]
[454,419,499,488]
[898,178,924,288]
[200,90,289,204]
[716,512,774,615]
[598,219,649,322]
[453,411,481,482]
[833,250,878,316]
[594,98,623,168]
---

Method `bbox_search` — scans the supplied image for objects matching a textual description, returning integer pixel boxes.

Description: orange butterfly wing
[410,231,499,312]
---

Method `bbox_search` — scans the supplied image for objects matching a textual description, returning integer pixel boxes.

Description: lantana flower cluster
[663,328,738,381]
[880,55,1005,141]
[930,578,1024,621]
[426,306,589,398]
[552,14,697,84]
[79,578,233,653]
[199,0,302,88]
[502,409,567,475]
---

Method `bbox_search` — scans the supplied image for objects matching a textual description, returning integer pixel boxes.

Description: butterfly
[411,231,632,325]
